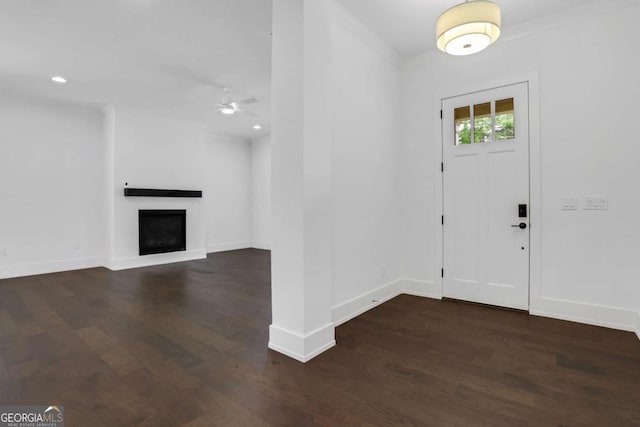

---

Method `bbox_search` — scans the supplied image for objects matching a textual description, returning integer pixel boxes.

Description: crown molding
[331,0,403,69]
[204,131,251,143]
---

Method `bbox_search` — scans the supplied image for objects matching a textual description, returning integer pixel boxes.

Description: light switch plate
[561,197,578,210]
[584,195,608,210]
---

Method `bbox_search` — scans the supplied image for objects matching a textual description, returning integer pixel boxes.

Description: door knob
[511,222,527,230]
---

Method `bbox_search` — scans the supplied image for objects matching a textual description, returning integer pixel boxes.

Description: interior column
[269,0,335,362]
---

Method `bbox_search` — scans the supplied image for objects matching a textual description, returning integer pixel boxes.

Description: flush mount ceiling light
[51,76,67,84]
[253,125,262,130]
[436,0,501,56]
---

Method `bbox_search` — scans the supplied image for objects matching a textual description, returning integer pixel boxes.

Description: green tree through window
[454,98,515,145]
[495,113,515,140]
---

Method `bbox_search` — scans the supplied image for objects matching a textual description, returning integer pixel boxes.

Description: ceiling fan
[217,88,259,116]
[154,65,260,117]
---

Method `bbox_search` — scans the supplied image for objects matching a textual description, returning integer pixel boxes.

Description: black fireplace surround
[138,210,186,256]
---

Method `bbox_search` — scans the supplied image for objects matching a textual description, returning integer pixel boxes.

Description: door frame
[433,71,541,314]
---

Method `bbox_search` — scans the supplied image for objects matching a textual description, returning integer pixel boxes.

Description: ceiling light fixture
[51,76,67,84]
[253,125,262,130]
[436,0,501,56]
[221,106,235,115]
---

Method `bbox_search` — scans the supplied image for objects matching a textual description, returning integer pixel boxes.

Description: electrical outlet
[0,247,8,257]
[584,196,608,210]
[74,243,80,250]
[561,197,578,210]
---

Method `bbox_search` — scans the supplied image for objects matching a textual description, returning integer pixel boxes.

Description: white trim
[206,241,253,253]
[331,0,402,69]
[105,249,207,271]
[331,278,444,328]
[531,297,640,335]
[0,257,104,280]
[434,95,444,302]
[328,277,640,348]
[337,280,640,342]
[249,241,271,251]
[527,74,542,314]
[207,241,271,253]
[268,323,336,363]
[332,279,402,327]
[204,132,250,143]
[401,278,442,299]
[434,71,541,312]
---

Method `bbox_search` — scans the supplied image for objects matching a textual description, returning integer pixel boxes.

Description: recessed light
[253,125,262,130]
[51,76,67,84]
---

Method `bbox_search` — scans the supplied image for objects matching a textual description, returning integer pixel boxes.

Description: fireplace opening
[139,210,186,256]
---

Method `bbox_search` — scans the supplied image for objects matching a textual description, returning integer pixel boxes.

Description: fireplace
[138,210,186,256]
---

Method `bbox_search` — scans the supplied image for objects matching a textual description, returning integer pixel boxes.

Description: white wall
[251,135,271,250]
[400,1,640,331]
[330,6,403,310]
[106,107,207,269]
[204,134,252,252]
[0,97,258,277]
[105,110,258,269]
[0,94,105,278]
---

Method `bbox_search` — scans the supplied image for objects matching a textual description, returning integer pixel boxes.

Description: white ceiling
[337,0,601,56]
[0,0,272,139]
[1,0,603,138]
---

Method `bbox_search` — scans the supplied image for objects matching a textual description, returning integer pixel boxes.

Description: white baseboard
[0,257,104,280]
[268,323,336,363]
[206,241,253,253]
[329,277,640,345]
[105,250,207,271]
[1,249,212,278]
[249,241,271,250]
[332,279,403,327]
[401,278,442,299]
[331,278,443,328]
[530,296,639,335]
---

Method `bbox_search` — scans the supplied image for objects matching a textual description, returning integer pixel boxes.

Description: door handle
[511,222,527,230]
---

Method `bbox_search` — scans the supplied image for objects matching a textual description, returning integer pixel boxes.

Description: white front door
[442,82,530,310]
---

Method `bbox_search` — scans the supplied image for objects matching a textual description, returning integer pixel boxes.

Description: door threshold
[442,297,528,313]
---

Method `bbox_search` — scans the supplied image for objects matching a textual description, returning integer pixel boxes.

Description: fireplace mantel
[124,188,202,198]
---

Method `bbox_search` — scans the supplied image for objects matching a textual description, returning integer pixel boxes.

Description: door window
[495,98,515,140]
[454,97,515,145]
[454,106,472,145]
[474,102,492,143]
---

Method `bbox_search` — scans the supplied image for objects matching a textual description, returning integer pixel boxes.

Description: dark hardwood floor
[0,249,639,426]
